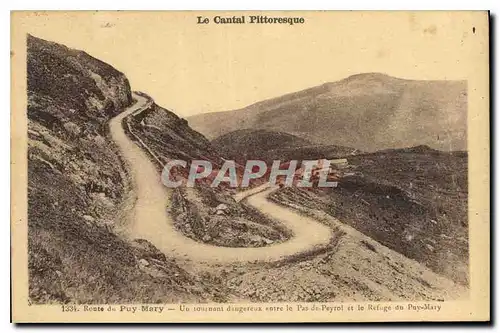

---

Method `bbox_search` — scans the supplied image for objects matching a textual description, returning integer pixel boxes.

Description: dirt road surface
[109,93,333,263]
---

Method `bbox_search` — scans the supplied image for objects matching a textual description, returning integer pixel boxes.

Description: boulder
[216,203,229,211]
[138,258,150,267]
[82,215,95,222]
[264,238,274,245]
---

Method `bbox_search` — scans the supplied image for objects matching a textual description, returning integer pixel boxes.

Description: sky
[13,11,487,117]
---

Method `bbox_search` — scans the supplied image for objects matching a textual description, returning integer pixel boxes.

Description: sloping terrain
[27,35,224,304]
[227,213,467,302]
[126,102,293,247]
[270,146,468,285]
[128,100,224,167]
[212,129,357,164]
[125,99,467,301]
[27,35,467,304]
[188,73,467,152]
[213,129,312,160]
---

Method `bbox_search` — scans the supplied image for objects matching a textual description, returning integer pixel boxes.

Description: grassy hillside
[187,73,467,152]
[26,35,467,304]
[212,129,358,164]
[213,129,309,162]
[27,35,223,304]
[270,146,468,285]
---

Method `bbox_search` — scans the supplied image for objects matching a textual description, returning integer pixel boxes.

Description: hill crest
[187,73,467,152]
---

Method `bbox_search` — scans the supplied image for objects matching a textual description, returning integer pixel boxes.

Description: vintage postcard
[11,11,489,323]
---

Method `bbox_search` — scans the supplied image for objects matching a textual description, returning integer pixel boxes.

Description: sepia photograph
[11,10,489,323]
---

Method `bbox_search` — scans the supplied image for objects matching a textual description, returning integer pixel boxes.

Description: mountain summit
[187,74,467,152]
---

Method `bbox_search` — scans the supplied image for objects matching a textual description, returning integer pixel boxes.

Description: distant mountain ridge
[212,129,357,163]
[187,73,467,152]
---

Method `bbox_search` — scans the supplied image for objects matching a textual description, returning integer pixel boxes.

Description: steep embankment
[188,73,467,152]
[127,99,224,166]
[27,35,216,304]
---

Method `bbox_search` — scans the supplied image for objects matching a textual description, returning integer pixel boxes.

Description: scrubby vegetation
[128,103,292,247]
[270,146,468,285]
[170,186,291,248]
[27,35,223,304]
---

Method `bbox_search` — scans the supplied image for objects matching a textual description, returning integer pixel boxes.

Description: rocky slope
[127,103,468,299]
[227,218,467,302]
[126,103,292,248]
[188,73,467,152]
[27,35,467,304]
[27,35,223,304]
[127,100,223,167]
[269,146,468,285]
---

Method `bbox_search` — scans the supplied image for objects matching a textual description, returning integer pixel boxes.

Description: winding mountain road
[109,93,333,263]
